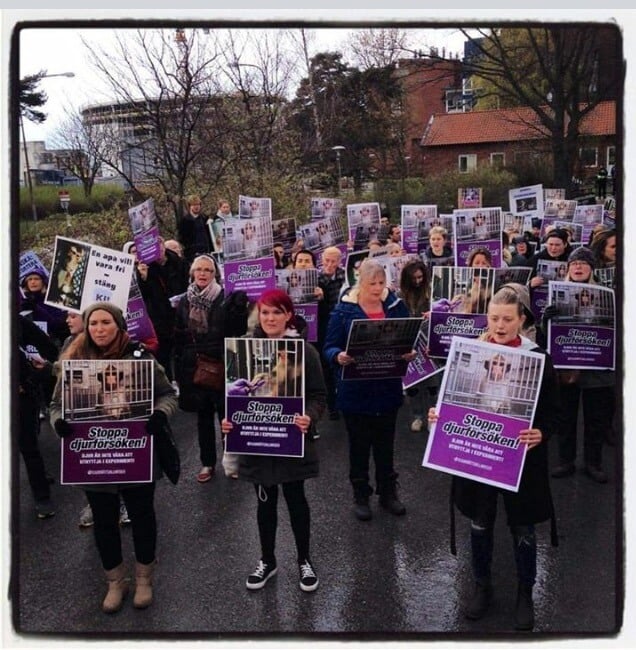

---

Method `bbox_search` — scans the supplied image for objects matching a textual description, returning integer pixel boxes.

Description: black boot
[352,480,373,521]
[377,473,406,516]
[512,527,536,631]
[465,581,493,620]
[514,583,534,631]
[465,525,494,620]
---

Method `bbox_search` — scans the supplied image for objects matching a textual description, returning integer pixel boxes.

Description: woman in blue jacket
[323,258,414,521]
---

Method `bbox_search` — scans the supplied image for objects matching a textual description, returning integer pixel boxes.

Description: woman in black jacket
[222,289,326,592]
[174,255,248,483]
[428,285,559,631]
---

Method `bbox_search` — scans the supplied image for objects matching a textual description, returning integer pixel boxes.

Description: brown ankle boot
[102,563,129,614]
[133,560,156,609]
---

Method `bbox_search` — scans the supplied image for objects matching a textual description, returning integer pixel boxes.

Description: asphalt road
[10,399,622,642]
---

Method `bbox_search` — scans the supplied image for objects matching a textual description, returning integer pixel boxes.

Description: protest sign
[225,338,305,457]
[347,202,381,250]
[60,359,154,484]
[311,197,342,220]
[46,237,135,313]
[275,268,319,304]
[400,205,437,254]
[238,195,272,220]
[547,281,615,370]
[423,337,545,492]
[19,250,49,285]
[125,274,158,347]
[428,267,493,357]
[297,214,345,257]
[402,322,443,389]
[341,317,421,380]
[529,259,568,322]
[128,198,161,263]
[457,187,482,209]
[509,184,544,221]
[452,208,503,267]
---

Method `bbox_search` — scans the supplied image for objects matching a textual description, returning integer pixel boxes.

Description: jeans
[86,483,156,571]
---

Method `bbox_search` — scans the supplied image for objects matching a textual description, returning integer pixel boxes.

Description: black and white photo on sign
[452,208,502,241]
[543,188,566,201]
[275,268,319,304]
[226,338,305,399]
[61,359,154,422]
[547,282,614,327]
[440,339,544,419]
[502,212,526,238]
[346,202,381,227]
[311,197,341,220]
[594,266,615,288]
[238,195,272,220]
[431,266,495,315]
[494,267,533,291]
[536,259,569,282]
[222,216,274,262]
[544,198,577,219]
[272,217,297,250]
[401,205,438,228]
[508,184,544,220]
[128,198,156,235]
[298,215,344,252]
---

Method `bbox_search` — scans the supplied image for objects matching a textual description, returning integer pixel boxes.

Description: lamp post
[332,145,345,196]
[20,71,75,223]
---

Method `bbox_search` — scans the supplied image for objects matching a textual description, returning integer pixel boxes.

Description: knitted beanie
[567,246,595,268]
[82,302,127,331]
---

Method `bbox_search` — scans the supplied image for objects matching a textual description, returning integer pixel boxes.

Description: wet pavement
[10,400,623,642]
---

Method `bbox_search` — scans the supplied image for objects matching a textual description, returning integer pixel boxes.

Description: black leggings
[254,481,310,566]
[86,483,156,571]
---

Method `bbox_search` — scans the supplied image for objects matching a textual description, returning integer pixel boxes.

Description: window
[490,153,505,168]
[579,147,598,168]
[458,154,477,173]
[607,146,615,168]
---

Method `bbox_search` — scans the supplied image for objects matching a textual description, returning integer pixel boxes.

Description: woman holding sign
[323,258,415,521]
[428,285,559,631]
[221,289,326,593]
[50,302,177,614]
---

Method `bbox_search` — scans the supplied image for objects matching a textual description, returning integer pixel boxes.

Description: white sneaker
[119,502,131,525]
[410,418,424,433]
[171,380,180,397]
[78,503,94,528]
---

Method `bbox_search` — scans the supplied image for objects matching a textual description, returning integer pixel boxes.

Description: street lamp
[20,71,75,223]
[332,145,345,196]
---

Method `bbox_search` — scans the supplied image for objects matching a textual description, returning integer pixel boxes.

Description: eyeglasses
[193,268,214,274]
[569,261,590,267]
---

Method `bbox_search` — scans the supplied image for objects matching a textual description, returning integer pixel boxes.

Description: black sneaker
[246,560,277,590]
[35,499,55,520]
[299,560,319,592]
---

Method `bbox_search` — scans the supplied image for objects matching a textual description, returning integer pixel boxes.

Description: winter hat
[567,246,595,268]
[122,241,136,255]
[500,282,535,325]
[512,235,528,245]
[82,302,128,332]
[531,218,542,229]
[20,269,47,288]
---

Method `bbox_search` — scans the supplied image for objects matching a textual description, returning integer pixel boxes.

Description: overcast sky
[16,24,467,145]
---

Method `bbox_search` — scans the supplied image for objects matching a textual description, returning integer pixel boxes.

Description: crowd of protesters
[17,192,618,631]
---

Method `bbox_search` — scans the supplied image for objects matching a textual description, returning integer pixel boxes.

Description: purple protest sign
[223,257,276,301]
[294,303,318,342]
[423,403,527,492]
[133,225,162,264]
[422,337,545,492]
[402,227,419,255]
[549,324,615,369]
[455,239,502,268]
[427,312,488,358]
[530,286,549,323]
[126,291,157,345]
[225,396,305,457]
[403,328,443,389]
[547,281,615,370]
[61,421,153,485]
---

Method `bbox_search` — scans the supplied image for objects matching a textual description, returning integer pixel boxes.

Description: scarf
[487,335,522,348]
[187,279,222,334]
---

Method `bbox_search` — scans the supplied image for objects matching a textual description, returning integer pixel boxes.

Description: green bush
[18,184,126,221]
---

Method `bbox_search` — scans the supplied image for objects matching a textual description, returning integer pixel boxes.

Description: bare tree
[82,28,227,227]
[346,28,413,70]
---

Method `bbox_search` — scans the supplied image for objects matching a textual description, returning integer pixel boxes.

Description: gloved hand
[227,378,266,396]
[54,418,73,438]
[146,410,168,436]
[541,304,559,332]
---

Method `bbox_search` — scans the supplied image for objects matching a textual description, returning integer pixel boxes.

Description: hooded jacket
[322,286,410,415]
